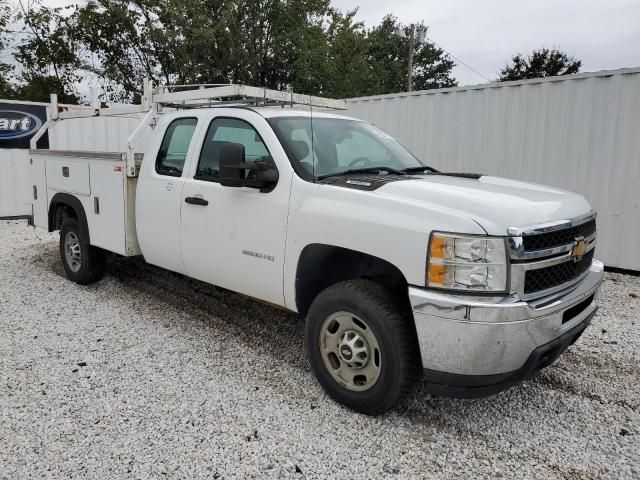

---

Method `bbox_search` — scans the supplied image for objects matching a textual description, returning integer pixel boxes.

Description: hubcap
[64,231,82,273]
[319,312,381,392]
[338,330,370,368]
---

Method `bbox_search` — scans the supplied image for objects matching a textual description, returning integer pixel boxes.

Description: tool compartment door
[45,157,91,196]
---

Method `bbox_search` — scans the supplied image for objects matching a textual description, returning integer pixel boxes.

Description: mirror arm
[223,161,271,172]
[223,162,252,170]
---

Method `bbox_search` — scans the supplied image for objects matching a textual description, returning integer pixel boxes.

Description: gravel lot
[1,220,638,479]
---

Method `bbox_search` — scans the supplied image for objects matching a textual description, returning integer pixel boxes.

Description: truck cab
[28,85,603,415]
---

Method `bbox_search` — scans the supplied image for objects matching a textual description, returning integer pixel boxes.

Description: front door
[136,116,199,273]
[180,111,291,306]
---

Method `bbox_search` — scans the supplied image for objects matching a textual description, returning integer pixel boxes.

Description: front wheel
[305,280,419,415]
[59,218,106,285]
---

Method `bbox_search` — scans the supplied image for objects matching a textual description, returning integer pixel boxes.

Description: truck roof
[160,105,359,121]
[238,106,358,121]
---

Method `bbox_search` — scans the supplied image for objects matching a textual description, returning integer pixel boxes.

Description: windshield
[268,117,425,179]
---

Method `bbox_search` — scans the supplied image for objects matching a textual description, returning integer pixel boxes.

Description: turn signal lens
[429,235,446,259]
[427,263,446,286]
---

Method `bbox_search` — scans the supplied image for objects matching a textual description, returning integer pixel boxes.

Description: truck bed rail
[29,149,144,164]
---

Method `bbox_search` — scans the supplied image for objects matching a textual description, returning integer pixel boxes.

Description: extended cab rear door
[179,109,292,307]
[136,114,202,274]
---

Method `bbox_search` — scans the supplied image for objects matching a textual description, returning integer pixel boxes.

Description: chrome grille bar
[508,212,598,299]
[507,210,596,237]
[508,232,597,260]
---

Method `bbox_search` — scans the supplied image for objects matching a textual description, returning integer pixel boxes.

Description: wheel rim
[319,311,382,392]
[64,231,82,273]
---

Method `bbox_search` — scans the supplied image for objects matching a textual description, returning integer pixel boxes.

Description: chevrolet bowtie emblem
[571,238,588,262]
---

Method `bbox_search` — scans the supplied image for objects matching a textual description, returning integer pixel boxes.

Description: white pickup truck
[27,84,603,415]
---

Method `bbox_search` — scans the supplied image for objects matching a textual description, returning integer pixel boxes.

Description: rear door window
[156,117,198,176]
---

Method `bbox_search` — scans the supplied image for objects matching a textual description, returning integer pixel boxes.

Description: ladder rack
[153,84,347,110]
[29,79,347,177]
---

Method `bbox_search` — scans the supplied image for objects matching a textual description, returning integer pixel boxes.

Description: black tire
[305,279,419,415]
[59,218,106,285]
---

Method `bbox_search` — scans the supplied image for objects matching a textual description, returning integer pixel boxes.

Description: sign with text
[0,103,49,149]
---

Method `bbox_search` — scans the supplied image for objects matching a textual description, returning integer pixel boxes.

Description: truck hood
[377,174,592,235]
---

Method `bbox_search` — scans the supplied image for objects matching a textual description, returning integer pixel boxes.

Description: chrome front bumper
[409,259,604,379]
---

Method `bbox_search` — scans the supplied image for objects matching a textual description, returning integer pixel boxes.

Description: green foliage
[69,0,336,100]
[363,16,456,95]
[412,41,457,91]
[10,1,82,102]
[321,9,375,97]
[366,15,407,94]
[0,0,15,97]
[0,70,13,98]
[498,47,581,81]
[0,1,458,102]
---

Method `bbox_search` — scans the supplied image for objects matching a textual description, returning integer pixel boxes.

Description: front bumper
[409,259,604,397]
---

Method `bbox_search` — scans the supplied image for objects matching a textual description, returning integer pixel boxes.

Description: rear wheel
[305,280,419,415]
[59,218,106,284]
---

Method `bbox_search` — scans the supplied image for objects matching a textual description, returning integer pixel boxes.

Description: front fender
[283,178,484,311]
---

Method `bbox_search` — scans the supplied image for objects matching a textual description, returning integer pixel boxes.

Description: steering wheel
[347,156,372,168]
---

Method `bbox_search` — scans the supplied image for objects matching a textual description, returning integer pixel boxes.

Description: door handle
[185,196,209,206]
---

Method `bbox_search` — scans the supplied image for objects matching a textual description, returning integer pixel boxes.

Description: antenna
[310,92,315,183]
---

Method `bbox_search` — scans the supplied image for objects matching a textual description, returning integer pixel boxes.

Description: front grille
[524,249,594,294]
[523,219,596,251]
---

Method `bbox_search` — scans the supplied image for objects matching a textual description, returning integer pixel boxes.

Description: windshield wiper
[402,165,440,174]
[317,167,407,180]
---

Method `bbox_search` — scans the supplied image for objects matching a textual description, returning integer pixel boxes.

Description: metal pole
[406,24,415,92]
[30,94,59,150]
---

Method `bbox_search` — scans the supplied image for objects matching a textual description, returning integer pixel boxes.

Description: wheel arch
[295,243,410,315]
[48,192,90,244]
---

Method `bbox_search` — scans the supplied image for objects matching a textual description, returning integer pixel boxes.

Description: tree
[365,16,407,94]
[0,0,15,97]
[12,1,83,102]
[71,0,334,101]
[70,0,168,102]
[365,16,456,95]
[4,1,459,102]
[322,9,375,98]
[498,47,581,81]
[292,8,375,98]
[411,39,457,91]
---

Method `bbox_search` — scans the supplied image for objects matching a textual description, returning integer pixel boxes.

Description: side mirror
[219,143,245,187]
[253,161,279,193]
[219,143,279,192]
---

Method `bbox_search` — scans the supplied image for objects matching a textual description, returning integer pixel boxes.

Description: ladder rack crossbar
[161,99,309,110]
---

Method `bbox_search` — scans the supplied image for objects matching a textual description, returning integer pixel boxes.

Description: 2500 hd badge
[242,249,275,262]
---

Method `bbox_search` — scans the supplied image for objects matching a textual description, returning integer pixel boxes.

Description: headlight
[426,232,508,293]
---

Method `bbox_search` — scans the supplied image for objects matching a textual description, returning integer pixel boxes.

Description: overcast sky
[333,0,640,85]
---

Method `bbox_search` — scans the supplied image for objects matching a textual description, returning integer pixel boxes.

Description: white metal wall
[347,68,640,271]
[0,149,31,217]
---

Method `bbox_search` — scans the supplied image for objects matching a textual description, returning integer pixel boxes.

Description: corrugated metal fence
[347,68,640,271]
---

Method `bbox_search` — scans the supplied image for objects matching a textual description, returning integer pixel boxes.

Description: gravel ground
[0,220,638,479]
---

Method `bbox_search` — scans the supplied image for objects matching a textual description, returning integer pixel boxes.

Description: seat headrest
[290,140,310,161]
